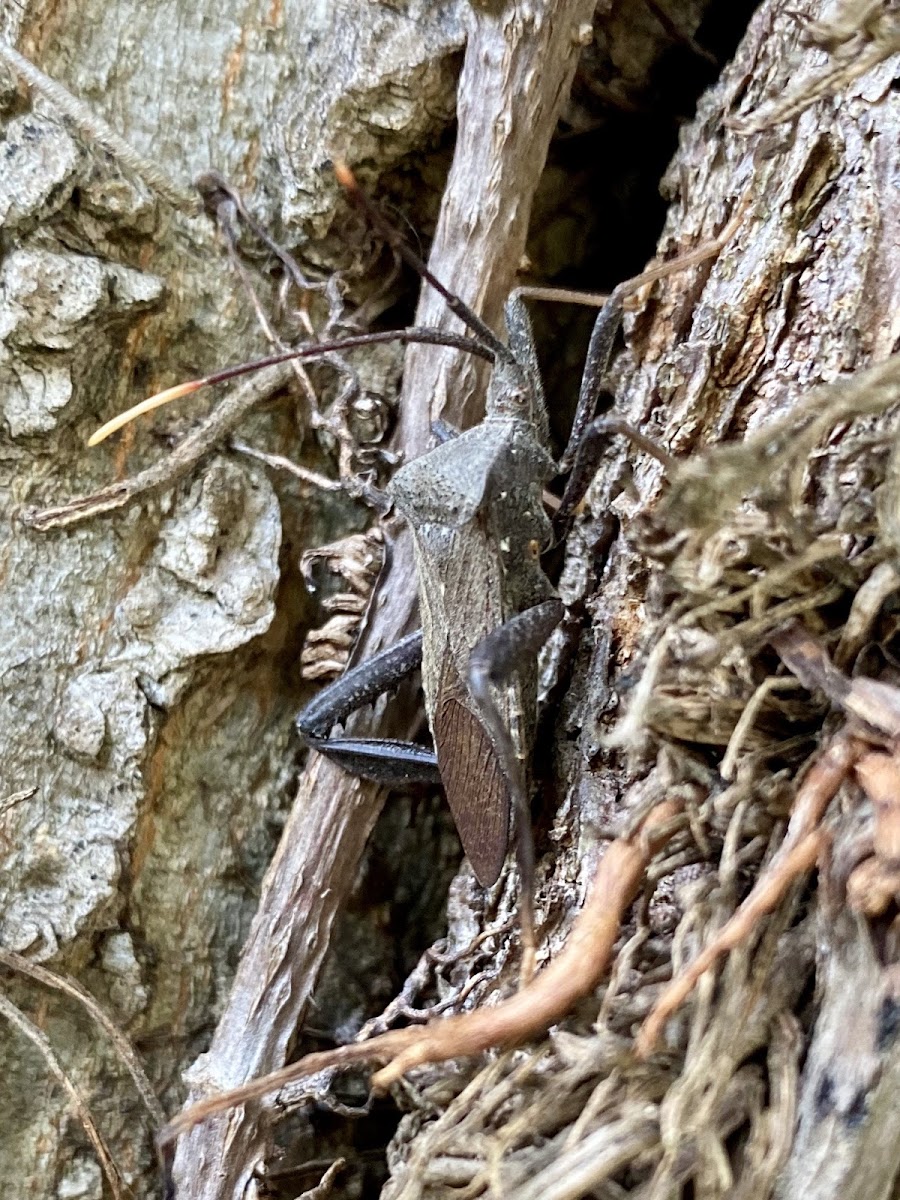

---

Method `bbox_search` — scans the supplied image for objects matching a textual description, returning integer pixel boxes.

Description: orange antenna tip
[332,159,355,190]
[87,378,204,446]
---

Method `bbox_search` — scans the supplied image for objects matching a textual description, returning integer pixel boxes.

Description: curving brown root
[635,732,860,1058]
[159,798,681,1153]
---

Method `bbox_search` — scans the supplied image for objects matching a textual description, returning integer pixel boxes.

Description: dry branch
[167,4,598,1196]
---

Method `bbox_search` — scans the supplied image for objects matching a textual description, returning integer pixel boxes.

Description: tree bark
[1,2,898,1199]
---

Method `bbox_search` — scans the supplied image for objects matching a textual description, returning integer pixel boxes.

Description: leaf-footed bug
[93,166,743,978]
[294,167,743,978]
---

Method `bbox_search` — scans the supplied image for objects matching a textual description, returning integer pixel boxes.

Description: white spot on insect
[500,539,510,552]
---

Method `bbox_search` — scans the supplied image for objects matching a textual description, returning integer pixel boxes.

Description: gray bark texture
[0,1,898,1199]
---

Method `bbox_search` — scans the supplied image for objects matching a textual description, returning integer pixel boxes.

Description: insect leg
[468,598,565,981]
[430,418,460,444]
[296,631,441,785]
[554,413,676,539]
[558,286,626,475]
[558,204,746,478]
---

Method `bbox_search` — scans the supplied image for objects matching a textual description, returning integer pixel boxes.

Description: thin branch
[0,42,200,212]
[0,948,165,1127]
[0,989,126,1199]
[21,363,295,530]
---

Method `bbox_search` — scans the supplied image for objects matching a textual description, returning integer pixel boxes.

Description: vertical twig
[168,3,598,1196]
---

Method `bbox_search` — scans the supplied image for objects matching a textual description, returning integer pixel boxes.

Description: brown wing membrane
[434,693,511,887]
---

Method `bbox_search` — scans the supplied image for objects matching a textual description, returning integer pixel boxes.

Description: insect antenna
[87,163,519,447]
[333,160,517,368]
[89,326,494,446]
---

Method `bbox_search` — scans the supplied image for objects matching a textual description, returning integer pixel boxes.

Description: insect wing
[433,689,511,887]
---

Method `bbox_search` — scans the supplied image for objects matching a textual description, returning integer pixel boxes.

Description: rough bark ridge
[0,1,898,1199]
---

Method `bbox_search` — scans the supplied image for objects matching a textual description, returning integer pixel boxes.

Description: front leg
[296,631,441,785]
